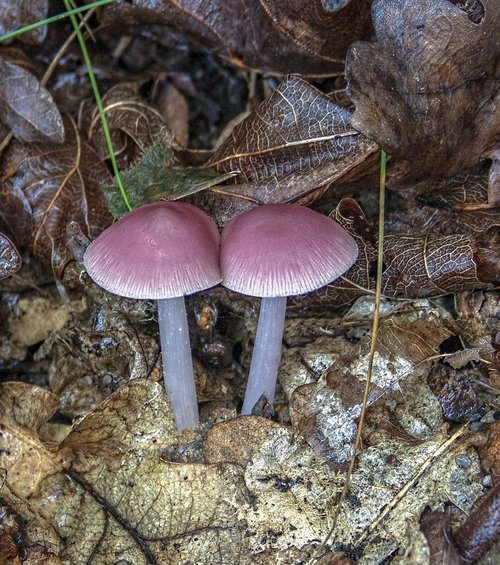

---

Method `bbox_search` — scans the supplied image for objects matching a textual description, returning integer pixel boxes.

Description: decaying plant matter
[0,1,498,563]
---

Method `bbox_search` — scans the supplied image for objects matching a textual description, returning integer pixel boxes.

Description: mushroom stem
[242,296,287,415]
[157,296,199,431]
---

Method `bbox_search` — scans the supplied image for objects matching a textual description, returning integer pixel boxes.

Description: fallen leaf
[196,76,377,226]
[99,0,373,76]
[0,231,20,280]
[346,0,500,186]
[79,83,173,168]
[0,51,64,143]
[0,116,113,277]
[0,379,251,563]
[102,142,237,218]
[294,197,499,310]
[287,302,454,461]
[0,0,48,44]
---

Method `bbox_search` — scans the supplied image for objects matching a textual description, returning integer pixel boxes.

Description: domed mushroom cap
[84,201,222,299]
[221,204,358,297]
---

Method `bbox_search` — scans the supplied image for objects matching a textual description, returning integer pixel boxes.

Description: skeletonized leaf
[0,117,112,277]
[0,231,21,280]
[0,54,64,143]
[99,0,373,76]
[102,143,237,217]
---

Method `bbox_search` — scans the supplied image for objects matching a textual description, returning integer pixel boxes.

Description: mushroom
[84,201,222,431]
[220,203,358,415]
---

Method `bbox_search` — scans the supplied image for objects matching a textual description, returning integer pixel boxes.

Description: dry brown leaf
[99,0,373,76]
[195,76,377,226]
[0,379,486,563]
[294,197,498,310]
[346,0,500,187]
[0,51,64,143]
[79,83,173,168]
[287,302,454,462]
[0,117,113,277]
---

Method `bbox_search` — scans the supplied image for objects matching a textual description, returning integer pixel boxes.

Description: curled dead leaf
[346,0,500,187]
[79,83,173,168]
[196,76,377,226]
[99,0,373,76]
[0,116,113,277]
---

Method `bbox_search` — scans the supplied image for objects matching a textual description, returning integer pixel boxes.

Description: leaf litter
[0,1,499,564]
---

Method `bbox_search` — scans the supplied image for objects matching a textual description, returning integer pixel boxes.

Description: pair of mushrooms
[84,202,358,431]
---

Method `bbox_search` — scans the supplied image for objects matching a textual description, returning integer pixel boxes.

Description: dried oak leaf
[0,231,20,279]
[0,0,48,44]
[0,51,64,143]
[195,75,378,226]
[346,0,500,186]
[99,0,373,76]
[0,117,113,277]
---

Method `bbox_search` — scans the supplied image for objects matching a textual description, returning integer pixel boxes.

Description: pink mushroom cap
[221,204,358,297]
[84,201,222,299]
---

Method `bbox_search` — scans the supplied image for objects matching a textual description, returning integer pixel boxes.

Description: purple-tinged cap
[84,201,222,299]
[221,204,358,297]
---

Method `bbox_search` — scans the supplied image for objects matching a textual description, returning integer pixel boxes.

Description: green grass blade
[0,0,116,43]
[63,0,131,212]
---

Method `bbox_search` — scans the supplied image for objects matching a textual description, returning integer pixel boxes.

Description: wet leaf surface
[0,50,64,143]
[99,0,373,76]
[0,117,113,277]
[346,0,500,188]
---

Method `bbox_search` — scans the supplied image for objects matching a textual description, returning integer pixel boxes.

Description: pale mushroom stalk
[242,296,287,415]
[158,297,199,430]
[221,204,359,416]
[83,201,222,432]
